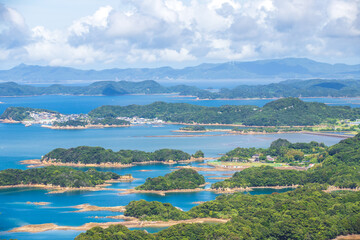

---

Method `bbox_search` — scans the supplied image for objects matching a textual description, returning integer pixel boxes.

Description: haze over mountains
[0,58,359,83]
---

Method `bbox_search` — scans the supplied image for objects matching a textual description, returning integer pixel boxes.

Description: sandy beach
[8,218,230,233]
[71,204,126,213]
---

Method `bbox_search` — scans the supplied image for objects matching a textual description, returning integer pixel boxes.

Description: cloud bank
[0,0,359,68]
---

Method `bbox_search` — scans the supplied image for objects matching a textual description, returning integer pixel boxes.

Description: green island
[124,200,190,221]
[41,146,201,165]
[212,133,360,189]
[0,166,127,188]
[135,169,205,191]
[76,184,360,240]
[2,79,360,99]
[179,126,206,131]
[2,98,360,128]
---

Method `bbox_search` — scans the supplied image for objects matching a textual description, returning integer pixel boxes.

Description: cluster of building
[229,154,276,163]
[23,111,164,127]
[24,111,88,126]
[117,116,164,125]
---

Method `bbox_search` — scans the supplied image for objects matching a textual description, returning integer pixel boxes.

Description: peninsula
[2,98,360,128]
[0,166,133,193]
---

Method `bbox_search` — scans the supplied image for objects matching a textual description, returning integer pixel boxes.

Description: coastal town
[4,109,165,127]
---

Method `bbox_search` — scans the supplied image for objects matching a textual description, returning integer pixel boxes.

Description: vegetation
[3,98,359,127]
[220,138,327,163]
[214,134,360,189]
[0,107,57,121]
[211,166,306,189]
[76,185,360,240]
[135,169,205,191]
[0,166,122,188]
[179,126,206,131]
[192,150,204,158]
[42,146,196,165]
[124,200,190,221]
[89,98,360,126]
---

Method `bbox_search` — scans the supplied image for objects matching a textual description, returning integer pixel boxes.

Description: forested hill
[212,133,360,189]
[42,146,200,164]
[3,98,360,126]
[0,166,122,188]
[76,185,360,240]
[2,79,360,99]
[135,169,205,191]
[89,98,360,126]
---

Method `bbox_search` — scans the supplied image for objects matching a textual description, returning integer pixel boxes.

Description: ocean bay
[0,95,357,239]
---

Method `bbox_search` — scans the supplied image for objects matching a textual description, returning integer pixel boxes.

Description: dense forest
[89,98,360,126]
[0,166,122,188]
[76,185,360,240]
[3,98,360,126]
[213,134,360,189]
[135,169,205,191]
[2,79,360,99]
[220,138,327,163]
[124,200,190,221]
[43,146,196,164]
[179,125,206,131]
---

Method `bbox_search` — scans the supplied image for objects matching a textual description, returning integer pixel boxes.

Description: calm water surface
[0,95,357,239]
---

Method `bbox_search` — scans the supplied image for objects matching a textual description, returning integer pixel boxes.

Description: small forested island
[75,184,360,240]
[178,126,206,132]
[2,98,360,128]
[0,166,132,190]
[135,169,205,191]
[124,200,191,221]
[30,146,203,167]
[212,133,360,189]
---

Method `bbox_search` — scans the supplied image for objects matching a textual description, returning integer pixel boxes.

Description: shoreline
[71,204,126,213]
[8,218,230,233]
[41,124,131,130]
[20,157,213,168]
[0,177,133,194]
[118,184,300,196]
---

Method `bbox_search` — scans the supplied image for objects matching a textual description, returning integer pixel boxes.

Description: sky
[0,0,359,69]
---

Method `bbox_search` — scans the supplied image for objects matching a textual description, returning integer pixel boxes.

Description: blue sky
[0,0,359,69]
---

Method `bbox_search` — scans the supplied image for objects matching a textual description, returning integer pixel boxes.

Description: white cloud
[0,0,359,68]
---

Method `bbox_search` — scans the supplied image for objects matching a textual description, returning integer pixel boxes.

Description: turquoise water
[0,95,356,239]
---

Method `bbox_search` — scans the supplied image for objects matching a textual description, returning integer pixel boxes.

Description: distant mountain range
[0,58,359,83]
[1,79,360,99]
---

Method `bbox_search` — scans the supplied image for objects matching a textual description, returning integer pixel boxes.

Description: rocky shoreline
[20,157,213,168]
[0,177,133,194]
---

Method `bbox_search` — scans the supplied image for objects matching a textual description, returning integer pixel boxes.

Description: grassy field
[208,160,290,168]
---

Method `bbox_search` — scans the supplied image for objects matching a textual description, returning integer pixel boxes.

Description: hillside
[89,98,360,126]
[1,58,359,83]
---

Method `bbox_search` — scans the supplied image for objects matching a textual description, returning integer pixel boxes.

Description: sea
[0,94,359,240]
